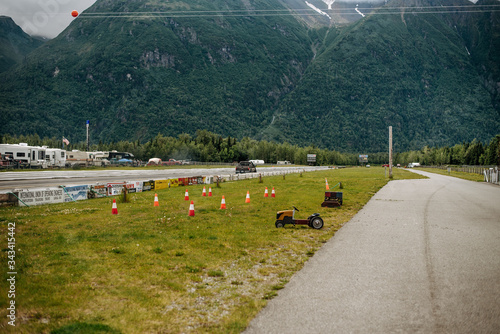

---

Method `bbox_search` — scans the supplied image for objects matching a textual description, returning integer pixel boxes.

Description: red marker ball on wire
[71,10,79,18]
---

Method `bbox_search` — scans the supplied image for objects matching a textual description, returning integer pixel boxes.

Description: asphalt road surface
[245,170,500,333]
[0,166,327,191]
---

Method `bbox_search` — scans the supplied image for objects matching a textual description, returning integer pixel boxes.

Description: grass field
[416,167,484,182]
[0,167,425,333]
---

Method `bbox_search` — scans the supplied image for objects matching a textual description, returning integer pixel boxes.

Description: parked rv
[45,148,66,168]
[66,150,110,167]
[0,143,47,168]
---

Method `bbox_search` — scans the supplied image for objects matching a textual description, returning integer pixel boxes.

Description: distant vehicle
[277,160,291,165]
[162,159,181,166]
[236,161,257,173]
[147,158,162,166]
[108,150,134,160]
[249,159,265,165]
[408,162,421,168]
[66,150,110,167]
[118,158,133,166]
[366,164,371,168]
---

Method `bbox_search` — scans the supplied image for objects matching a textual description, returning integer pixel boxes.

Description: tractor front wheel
[310,217,324,229]
[275,220,284,228]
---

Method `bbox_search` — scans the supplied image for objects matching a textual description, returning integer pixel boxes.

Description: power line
[74,5,500,19]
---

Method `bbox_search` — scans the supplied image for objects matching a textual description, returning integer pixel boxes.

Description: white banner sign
[18,188,64,206]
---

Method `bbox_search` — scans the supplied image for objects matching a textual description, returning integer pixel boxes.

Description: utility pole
[389,126,393,178]
[86,120,90,152]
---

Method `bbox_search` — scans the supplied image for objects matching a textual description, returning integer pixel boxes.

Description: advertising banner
[167,178,179,187]
[18,188,64,206]
[90,184,107,198]
[107,183,125,196]
[126,181,143,193]
[177,178,189,186]
[359,155,369,163]
[155,179,170,190]
[63,185,89,202]
[180,176,204,186]
[143,180,154,191]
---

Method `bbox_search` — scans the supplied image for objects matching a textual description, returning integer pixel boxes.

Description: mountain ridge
[0,16,45,73]
[0,0,498,152]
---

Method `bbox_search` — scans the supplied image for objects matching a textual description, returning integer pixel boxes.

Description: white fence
[484,167,499,185]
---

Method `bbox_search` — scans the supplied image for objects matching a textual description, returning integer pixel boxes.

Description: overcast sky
[1,0,478,39]
[0,0,97,38]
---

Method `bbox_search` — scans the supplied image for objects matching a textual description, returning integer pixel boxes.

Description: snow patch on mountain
[355,4,365,17]
[305,1,332,20]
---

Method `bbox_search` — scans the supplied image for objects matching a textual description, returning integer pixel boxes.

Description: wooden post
[389,126,393,178]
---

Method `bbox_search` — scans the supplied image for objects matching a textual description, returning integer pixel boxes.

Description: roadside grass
[416,167,484,182]
[0,167,424,333]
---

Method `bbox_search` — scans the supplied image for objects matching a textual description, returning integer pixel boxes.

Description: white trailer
[0,143,47,168]
[45,148,66,168]
[66,150,110,167]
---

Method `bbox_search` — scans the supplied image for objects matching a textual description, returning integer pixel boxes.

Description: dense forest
[2,132,499,167]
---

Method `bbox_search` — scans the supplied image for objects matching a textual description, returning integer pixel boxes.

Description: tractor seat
[310,213,320,217]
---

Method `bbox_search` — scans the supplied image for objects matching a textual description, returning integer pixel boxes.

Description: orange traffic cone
[111,199,118,215]
[202,186,207,197]
[208,187,212,197]
[184,189,189,201]
[264,187,269,197]
[271,187,276,198]
[154,193,159,207]
[245,191,251,203]
[325,178,330,190]
[188,200,195,216]
[220,195,226,209]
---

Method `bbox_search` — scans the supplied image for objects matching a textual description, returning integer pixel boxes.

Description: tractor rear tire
[310,217,324,229]
[275,221,284,228]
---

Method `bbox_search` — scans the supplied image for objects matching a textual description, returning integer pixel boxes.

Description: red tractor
[275,206,324,229]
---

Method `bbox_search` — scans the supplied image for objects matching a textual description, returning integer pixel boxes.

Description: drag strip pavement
[0,166,327,191]
[245,170,500,333]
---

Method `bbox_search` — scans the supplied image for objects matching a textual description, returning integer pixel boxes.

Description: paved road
[245,170,500,333]
[0,166,327,191]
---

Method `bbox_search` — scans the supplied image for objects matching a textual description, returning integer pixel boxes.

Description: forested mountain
[263,0,500,151]
[0,0,498,152]
[0,16,44,73]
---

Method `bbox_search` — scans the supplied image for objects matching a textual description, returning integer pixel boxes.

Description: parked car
[236,161,257,173]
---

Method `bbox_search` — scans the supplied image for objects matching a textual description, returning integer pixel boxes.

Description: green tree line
[1,132,499,166]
